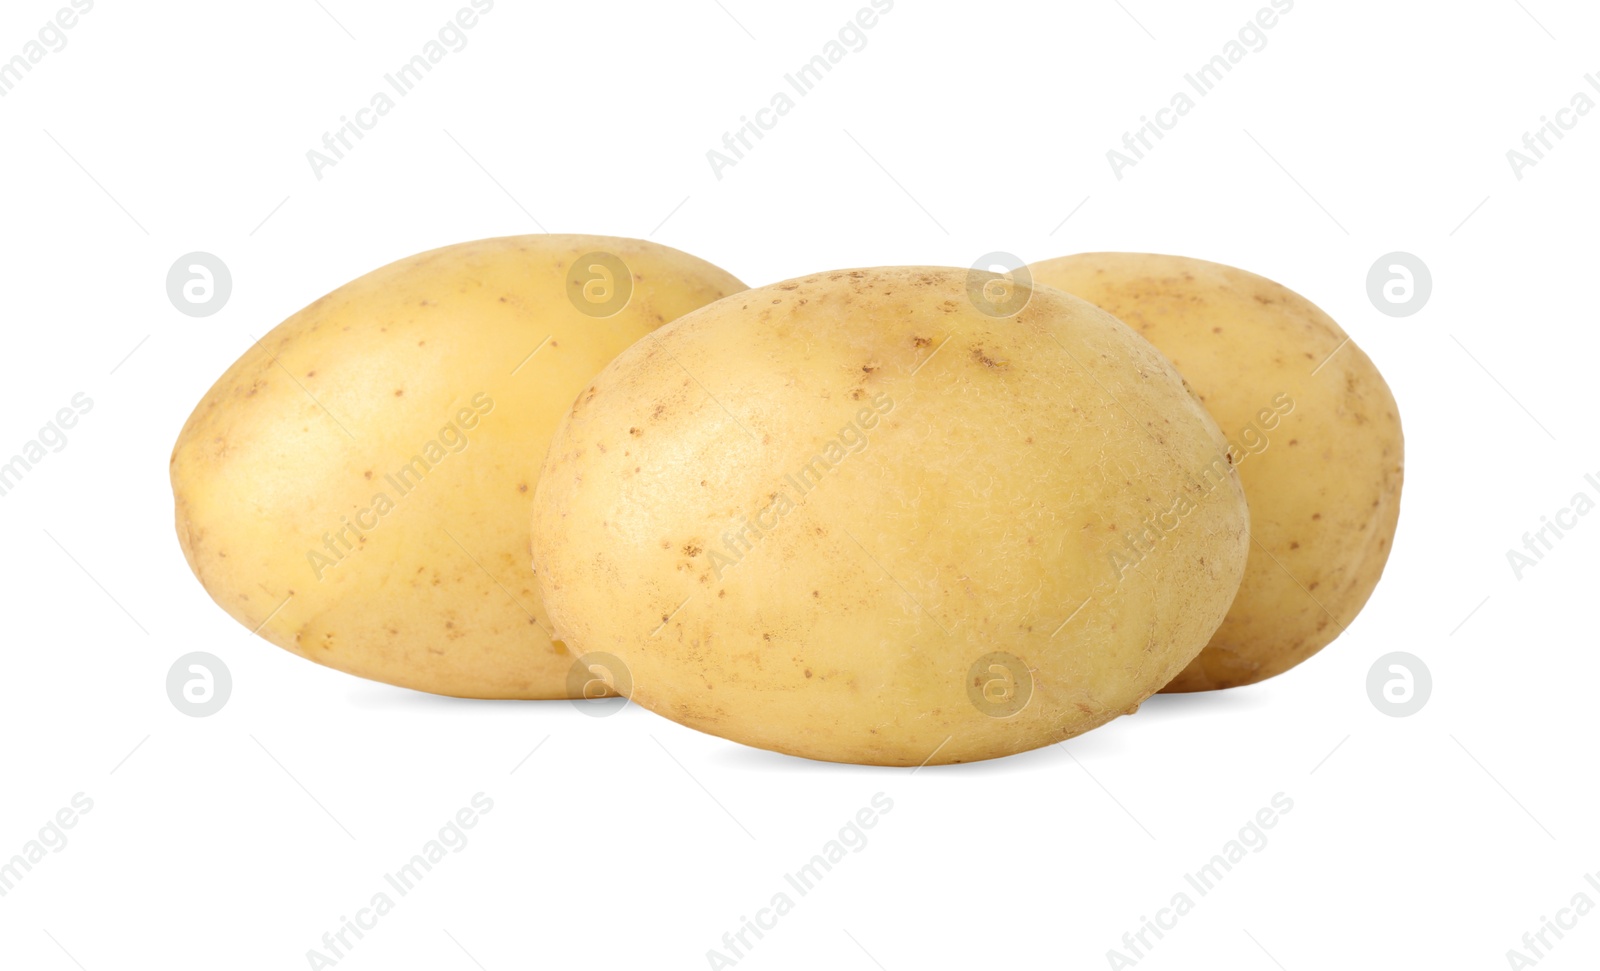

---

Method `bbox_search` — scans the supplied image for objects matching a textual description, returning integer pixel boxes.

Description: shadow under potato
[343,683,631,715]
[341,679,1265,767]
[1129,682,1273,722]
[704,715,1132,774]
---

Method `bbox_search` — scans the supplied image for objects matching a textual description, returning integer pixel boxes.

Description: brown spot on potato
[971,347,1009,370]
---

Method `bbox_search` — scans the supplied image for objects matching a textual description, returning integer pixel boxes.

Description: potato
[172,235,745,698]
[1027,253,1404,691]
[529,267,1249,764]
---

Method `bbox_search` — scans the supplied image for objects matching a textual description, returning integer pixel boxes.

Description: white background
[1,0,1595,968]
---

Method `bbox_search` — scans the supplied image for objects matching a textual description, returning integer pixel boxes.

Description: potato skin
[530,267,1249,764]
[171,235,744,698]
[1027,253,1404,691]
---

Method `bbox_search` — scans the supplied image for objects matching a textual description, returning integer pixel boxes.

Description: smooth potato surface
[1028,253,1404,691]
[530,267,1249,764]
[172,235,745,698]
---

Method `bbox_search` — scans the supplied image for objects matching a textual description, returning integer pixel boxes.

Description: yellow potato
[529,267,1249,764]
[172,235,745,698]
[1028,253,1403,690]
